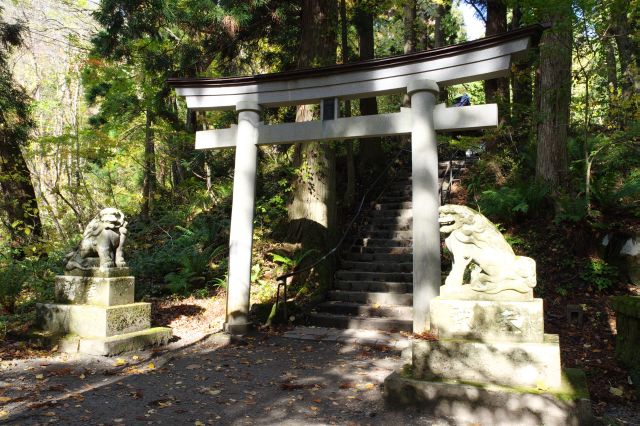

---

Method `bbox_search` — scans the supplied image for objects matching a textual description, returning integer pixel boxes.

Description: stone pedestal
[384,290,593,424]
[37,268,171,356]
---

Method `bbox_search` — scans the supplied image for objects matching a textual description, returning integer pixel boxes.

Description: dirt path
[1,334,451,425]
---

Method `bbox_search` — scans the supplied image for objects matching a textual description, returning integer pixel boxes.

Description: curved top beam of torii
[167,24,545,111]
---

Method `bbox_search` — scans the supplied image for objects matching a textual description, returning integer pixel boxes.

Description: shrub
[580,258,619,292]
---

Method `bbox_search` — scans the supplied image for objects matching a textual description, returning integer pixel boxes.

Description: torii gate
[168,25,543,335]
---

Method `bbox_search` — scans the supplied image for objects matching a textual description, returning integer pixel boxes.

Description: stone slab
[54,275,134,306]
[64,267,132,278]
[430,297,544,343]
[58,327,173,356]
[37,302,151,338]
[439,284,534,301]
[383,369,594,426]
[412,334,562,389]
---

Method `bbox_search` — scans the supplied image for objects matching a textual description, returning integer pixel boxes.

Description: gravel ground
[1,333,453,426]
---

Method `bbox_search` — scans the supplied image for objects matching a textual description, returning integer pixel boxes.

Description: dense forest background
[0,0,638,334]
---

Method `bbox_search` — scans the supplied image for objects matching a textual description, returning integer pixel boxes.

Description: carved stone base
[37,302,151,338]
[430,297,544,343]
[412,335,562,389]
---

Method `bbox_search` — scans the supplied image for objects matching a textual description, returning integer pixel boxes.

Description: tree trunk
[141,108,156,219]
[340,0,356,209]
[485,0,509,118]
[434,3,445,49]
[288,0,337,288]
[404,0,416,54]
[535,9,572,190]
[355,4,384,179]
[510,3,533,138]
[611,0,638,97]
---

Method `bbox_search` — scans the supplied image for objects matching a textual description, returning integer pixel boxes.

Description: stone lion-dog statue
[64,208,128,271]
[438,204,536,294]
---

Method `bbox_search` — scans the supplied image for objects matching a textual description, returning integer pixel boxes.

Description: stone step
[341,252,413,262]
[308,313,412,332]
[328,290,413,305]
[370,209,413,218]
[374,201,413,210]
[314,301,413,319]
[348,246,413,255]
[377,195,413,203]
[339,260,413,273]
[335,270,413,282]
[356,230,413,240]
[334,280,412,293]
[362,218,413,231]
[353,237,413,247]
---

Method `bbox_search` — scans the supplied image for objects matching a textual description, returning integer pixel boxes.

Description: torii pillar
[224,101,261,335]
[408,80,441,333]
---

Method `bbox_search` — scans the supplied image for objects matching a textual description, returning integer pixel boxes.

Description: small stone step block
[55,275,134,306]
[37,302,151,338]
[412,334,562,389]
[430,297,544,343]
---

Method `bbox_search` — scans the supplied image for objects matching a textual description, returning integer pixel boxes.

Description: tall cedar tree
[355,1,384,177]
[0,9,42,254]
[485,0,509,117]
[535,3,572,190]
[288,0,338,288]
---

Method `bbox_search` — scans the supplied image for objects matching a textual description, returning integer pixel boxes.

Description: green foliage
[580,258,619,292]
[477,182,549,221]
[0,262,28,314]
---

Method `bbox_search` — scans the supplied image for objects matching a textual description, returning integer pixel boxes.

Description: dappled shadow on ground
[1,335,450,425]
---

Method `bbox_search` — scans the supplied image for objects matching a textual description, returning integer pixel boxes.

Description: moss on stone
[610,296,640,318]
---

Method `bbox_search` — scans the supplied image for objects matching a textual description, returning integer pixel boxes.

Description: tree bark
[535,9,572,190]
[141,108,156,219]
[288,0,338,287]
[485,0,509,117]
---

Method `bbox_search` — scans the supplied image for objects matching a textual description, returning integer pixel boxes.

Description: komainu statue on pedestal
[438,204,536,294]
[64,208,128,271]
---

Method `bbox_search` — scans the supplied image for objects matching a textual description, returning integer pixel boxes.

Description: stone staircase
[308,159,471,333]
[308,172,415,332]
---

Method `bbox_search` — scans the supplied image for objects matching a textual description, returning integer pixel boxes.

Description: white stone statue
[64,208,128,271]
[438,204,536,295]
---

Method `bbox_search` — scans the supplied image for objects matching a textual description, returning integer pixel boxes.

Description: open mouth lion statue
[438,204,536,295]
[64,208,128,271]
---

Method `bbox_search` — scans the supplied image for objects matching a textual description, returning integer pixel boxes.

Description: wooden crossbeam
[195,104,498,150]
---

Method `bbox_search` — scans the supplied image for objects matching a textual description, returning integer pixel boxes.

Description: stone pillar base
[38,269,171,356]
[383,369,593,426]
[223,321,252,335]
